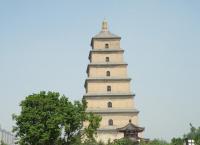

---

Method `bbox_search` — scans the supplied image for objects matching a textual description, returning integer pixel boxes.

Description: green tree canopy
[110,138,138,145]
[170,137,183,145]
[140,139,170,145]
[13,91,101,145]
[84,113,102,141]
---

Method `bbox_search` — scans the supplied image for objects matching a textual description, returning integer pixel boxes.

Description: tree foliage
[140,139,170,145]
[13,91,101,145]
[0,140,8,145]
[184,123,200,145]
[170,137,183,145]
[13,91,200,145]
[141,124,200,145]
[110,138,138,145]
[84,113,102,141]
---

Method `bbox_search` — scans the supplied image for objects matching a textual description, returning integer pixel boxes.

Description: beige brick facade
[91,52,124,63]
[93,39,121,49]
[87,82,131,93]
[86,97,135,109]
[83,21,142,143]
[88,66,128,78]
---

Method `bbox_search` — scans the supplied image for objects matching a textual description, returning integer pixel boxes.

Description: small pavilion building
[117,120,144,142]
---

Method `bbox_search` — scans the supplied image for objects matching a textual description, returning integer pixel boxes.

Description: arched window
[107,86,111,92]
[108,119,113,126]
[105,43,109,48]
[106,57,109,62]
[106,71,110,76]
[108,102,112,108]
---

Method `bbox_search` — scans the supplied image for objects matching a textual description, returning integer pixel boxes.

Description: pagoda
[83,20,144,143]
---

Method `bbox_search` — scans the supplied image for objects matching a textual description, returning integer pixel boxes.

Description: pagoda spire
[102,19,108,32]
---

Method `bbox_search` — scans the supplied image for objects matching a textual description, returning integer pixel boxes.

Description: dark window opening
[105,43,109,48]
[107,86,111,92]
[106,71,110,76]
[108,102,112,108]
[108,119,113,126]
[106,57,109,62]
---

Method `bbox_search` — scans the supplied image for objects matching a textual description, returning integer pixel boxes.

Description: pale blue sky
[0,0,200,141]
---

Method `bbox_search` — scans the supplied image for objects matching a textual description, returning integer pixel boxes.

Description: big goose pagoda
[83,20,144,143]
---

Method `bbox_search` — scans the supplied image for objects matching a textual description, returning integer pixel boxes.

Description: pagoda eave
[118,128,145,133]
[117,121,145,133]
[85,77,131,85]
[86,108,139,114]
[86,63,128,74]
[86,77,131,81]
[89,49,124,60]
[91,49,124,52]
[89,63,128,66]
[92,36,121,39]
[91,31,121,43]
[84,78,131,89]
[83,93,135,98]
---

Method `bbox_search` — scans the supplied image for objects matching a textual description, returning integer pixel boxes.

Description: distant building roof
[93,30,121,39]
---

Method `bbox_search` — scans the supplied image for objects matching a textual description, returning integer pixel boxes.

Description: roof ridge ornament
[102,19,108,32]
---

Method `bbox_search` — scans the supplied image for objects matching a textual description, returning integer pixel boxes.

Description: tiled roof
[117,121,144,132]
[92,31,121,39]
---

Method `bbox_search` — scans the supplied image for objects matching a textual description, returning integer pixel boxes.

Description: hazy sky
[0,0,200,141]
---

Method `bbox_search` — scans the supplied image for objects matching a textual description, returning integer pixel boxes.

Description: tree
[170,137,183,145]
[140,139,170,145]
[84,113,102,141]
[13,91,101,145]
[57,97,87,144]
[184,123,200,145]
[13,91,61,145]
[110,138,137,145]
